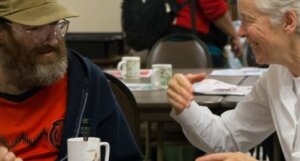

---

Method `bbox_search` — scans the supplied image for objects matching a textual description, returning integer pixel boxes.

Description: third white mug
[67,137,110,161]
[151,64,172,89]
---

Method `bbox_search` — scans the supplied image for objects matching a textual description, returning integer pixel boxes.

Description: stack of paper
[124,83,162,91]
[210,67,267,76]
[193,79,252,95]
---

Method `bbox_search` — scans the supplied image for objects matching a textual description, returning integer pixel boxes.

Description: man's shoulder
[67,50,107,87]
[68,50,103,74]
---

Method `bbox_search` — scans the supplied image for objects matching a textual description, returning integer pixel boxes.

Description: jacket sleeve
[199,0,228,21]
[170,72,275,153]
[88,65,143,161]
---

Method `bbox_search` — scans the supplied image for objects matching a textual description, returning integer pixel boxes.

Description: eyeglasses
[5,19,70,44]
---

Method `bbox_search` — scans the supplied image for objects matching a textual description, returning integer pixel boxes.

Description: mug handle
[117,61,127,77]
[100,142,110,161]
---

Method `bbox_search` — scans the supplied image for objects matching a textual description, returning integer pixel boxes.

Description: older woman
[167,0,300,161]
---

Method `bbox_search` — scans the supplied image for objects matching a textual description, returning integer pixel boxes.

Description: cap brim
[3,2,78,26]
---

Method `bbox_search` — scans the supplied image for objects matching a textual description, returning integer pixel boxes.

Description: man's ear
[0,26,6,44]
[283,11,297,34]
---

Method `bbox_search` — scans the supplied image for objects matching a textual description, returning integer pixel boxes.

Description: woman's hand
[195,152,258,161]
[167,73,206,114]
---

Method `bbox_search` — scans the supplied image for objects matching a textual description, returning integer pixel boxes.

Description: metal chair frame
[146,33,212,68]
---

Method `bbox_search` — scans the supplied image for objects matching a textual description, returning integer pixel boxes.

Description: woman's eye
[241,18,253,27]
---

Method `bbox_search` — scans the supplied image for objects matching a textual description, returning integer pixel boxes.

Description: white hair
[255,0,300,33]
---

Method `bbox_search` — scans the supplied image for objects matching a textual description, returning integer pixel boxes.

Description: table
[122,68,257,161]
[130,68,248,118]
[124,68,247,120]
[221,76,259,110]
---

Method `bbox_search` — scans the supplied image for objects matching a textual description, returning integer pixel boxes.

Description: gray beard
[0,29,68,94]
[0,54,67,93]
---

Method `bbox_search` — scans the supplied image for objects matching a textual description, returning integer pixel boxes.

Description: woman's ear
[283,11,297,34]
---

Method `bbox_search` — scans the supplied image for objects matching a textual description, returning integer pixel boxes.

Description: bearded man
[0,1,142,161]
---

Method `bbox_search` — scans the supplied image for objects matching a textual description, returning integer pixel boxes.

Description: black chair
[104,72,141,148]
[146,33,212,68]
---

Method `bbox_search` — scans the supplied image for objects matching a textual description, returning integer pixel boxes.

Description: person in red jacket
[167,0,242,68]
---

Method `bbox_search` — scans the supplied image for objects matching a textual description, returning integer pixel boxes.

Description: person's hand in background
[213,12,243,58]
[195,152,257,161]
[230,36,243,57]
[0,146,22,161]
[167,73,206,114]
[230,37,243,57]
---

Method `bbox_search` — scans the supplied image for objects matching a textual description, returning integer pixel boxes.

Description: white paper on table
[124,83,162,91]
[192,79,252,95]
[210,67,267,76]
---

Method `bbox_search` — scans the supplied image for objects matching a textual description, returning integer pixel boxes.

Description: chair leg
[157,122,164,161]
[144,122,150,161]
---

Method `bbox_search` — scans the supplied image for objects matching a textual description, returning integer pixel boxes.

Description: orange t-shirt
[0,75,68,161]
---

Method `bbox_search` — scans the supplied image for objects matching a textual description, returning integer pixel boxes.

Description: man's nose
[42,27,58,45]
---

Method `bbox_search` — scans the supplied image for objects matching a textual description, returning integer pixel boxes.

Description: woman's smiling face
[237,0,291,65]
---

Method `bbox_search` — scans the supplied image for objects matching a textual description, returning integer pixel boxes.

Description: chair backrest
[104,72,141,146]
[146,33,212,68]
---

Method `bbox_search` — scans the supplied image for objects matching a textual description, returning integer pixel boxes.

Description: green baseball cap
[0,0,78,26]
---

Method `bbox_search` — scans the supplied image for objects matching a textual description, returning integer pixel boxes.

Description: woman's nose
[237,25,247,38]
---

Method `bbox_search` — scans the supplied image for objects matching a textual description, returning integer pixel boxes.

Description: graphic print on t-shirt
[0,74,67,161]
[0,119,64,150]
[49,119,64,149]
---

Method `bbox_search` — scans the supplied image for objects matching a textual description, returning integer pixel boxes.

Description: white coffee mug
[117,56,141,79]
[292,152,300,161]
[67,137,110,161]
[151,64,172,89]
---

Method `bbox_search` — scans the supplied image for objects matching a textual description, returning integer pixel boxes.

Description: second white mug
[117,56,141,79]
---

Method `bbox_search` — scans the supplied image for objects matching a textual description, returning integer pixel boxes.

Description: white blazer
[171,64,300,161]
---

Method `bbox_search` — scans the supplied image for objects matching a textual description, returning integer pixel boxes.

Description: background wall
[60,0,122,32]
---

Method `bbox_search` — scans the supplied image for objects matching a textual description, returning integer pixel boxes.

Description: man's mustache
[34,45,59,54]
